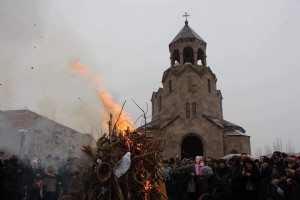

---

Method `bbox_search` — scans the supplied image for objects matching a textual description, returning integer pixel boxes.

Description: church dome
[169,20,206,45]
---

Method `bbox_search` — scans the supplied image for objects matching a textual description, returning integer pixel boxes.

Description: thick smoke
[0,1,106,136]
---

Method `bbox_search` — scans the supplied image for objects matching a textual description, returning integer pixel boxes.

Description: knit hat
[200,166,213,177]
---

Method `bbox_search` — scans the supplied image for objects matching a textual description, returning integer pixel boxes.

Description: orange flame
[144,180,151,190]
[70,61,134,133]
[70,61,89,74]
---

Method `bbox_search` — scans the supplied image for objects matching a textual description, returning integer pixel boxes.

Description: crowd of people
[0,151,79,200]
[1,150,300,200]
[160,152,300,200]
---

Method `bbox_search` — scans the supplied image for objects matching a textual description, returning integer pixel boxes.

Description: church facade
[150,19,251,159]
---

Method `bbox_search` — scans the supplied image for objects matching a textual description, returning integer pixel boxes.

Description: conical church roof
[170,21,206,45]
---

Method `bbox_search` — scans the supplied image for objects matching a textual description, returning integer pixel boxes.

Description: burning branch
[111,100,126,135]
[65,128,172,200]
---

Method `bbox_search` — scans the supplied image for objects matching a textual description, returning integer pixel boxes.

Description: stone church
[149,19,251,159]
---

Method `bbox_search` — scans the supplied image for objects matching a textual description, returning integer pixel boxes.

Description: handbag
[245,180,256,192]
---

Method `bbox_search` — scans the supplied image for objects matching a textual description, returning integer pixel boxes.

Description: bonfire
[62,126,172,200]
[66,62,172,199]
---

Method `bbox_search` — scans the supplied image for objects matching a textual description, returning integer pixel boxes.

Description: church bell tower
[149,13,251,159]
[169,13,207,67]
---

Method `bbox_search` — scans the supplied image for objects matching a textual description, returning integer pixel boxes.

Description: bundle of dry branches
[62,128,173,200]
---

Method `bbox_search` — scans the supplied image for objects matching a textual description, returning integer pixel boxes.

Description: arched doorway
[181,134,203,159]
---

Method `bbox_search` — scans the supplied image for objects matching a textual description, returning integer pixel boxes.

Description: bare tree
[264,144,272,156]
[254,147,263,157]
[285,139,296,155]
[272,137,283,152]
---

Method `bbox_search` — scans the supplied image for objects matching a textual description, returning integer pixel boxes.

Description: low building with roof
[0,109,94,160]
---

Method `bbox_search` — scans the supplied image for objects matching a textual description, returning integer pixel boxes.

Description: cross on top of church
[183,12,190,22]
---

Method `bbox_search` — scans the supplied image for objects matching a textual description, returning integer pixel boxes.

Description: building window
[208,79,211,93]
[192,103,196,118]
[169,80,172,93]
[158,96,162,111]
[186,103,190,118]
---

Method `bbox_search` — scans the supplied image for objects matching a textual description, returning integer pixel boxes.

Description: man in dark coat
[198,166,231,200]
[291,168,300,200]
[0,155,23,200]
[269,151,286,176]
[229,155,243,200]
[241,158,261,200]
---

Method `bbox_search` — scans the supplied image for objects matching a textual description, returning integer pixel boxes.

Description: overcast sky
[1,0,300,155]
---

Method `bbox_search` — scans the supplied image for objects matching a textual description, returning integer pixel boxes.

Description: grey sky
[1,0,300,155]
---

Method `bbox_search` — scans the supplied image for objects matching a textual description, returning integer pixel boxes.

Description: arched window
[192,103,196,118]
[172,49,180,65]
[197,48,205,65]
[158,96,162,111]
[186,103,190,118]
[183,47,194,64]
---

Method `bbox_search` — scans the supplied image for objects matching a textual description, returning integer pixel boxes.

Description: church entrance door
[181,134,203,159]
